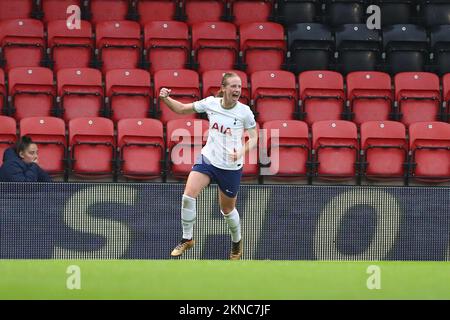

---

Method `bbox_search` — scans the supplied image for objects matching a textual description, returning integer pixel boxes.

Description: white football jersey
[193,96,256,170]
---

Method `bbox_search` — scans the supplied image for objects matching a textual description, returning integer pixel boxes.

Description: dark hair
[215,72,241,97]
[15,135,35,155]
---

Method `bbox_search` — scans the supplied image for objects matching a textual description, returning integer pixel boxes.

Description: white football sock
[181,194,196,240]
[222,208,241,243]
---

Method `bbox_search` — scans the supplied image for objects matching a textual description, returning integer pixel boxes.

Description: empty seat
[299,71,345,126]
[261,120,309,178]
[117,118,164,179]
[429,25,450,76]
[229,0,274,26]
[42,0,82,23]
[394,72,441,126]
[0,116,17,167]
[325,0,365,27]
[375,0,415,26]
[276,0,319,27]
[89,0,130,25]
[19,116,66,175]
[106,69,152,122]
[47,20,94,72]
[8,67,56,121]
[0,0,34,21]
[144,21,190,74]
[239,22,286,75]
[360,120,407,180]
[68,117,115,178]
[421,0,450,27]
[182,0,226,25]
[137,0,178,26]
[408,121,450,181]
[287,23,334,74]
[153,69,200,124]
[346,71,393,125]
[382,24,428,74]
[95,20,142,74]
[251,70,298,124]
[0,68,5,115]
[57,68,104,122]
[166,118,209,178]
[443,73,450,122]
[0,19,45,72]
[191,22,238,74]
[335,24,381,74]
[242,122,259,179]
[311,120,358,180]
[201,69,249,105]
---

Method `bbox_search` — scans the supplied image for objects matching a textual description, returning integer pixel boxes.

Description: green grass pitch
[1,260,450,300]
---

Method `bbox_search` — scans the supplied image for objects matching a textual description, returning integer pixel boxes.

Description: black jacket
[0,148,52,182]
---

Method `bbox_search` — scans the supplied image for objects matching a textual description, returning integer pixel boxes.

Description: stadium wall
[0,183,449,260]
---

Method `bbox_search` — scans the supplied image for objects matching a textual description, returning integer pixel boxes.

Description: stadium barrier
[0,183,449,260]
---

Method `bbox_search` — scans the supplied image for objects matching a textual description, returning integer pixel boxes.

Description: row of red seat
[1,116,449,183]
[0,0,274,27]
[0,18,285,75]
[1,67,450,126]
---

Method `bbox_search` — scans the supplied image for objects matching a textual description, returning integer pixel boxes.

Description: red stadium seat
[311,120,358,180]
[0,116,17,167]
[105,69,152,122]
[201,69,249,105]
[229,0,274,26]
[261,120,309,179]
[144,21,190,74]
[0,19,45,72]
[251,70,297,124]
[182,0,226,25]
[0,68,6,115]
[239,22,286,75]
[0,0,34,21]
[360,121,407,180]
[409,121,450,182]
[8,67,55,121]
[166,118,208,178]
[443,73,450,122]
[191,22,238,74]
[68,117,115,178]
[346,72,393,126]
[42,0,82,23]
[95,20,142,74]
[19,116,66,175]
[57,68,104,122]
[242,122,259,179]
[299,71,345,126]
[153,69,200,124]
[117,118,164,180]
[47,20,94,72]
[90,0,129,25]
[394,72,441,126]
[137,0,178,26]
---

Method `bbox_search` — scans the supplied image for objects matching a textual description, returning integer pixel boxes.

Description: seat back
[229,0,274,26]
[325,0,364,27]
[276,0,318,27]
[422,1,450,27]
[394,72,441,126]
[106,69,152,122]
[430,25,450,76]
[183,0,226,25]
[8,67,55,120]
[42,0,82,23]
[299,70,345,125]
[0,68,5,115]
[443,73,450,121]
[0,116,17,167]
[144,21,190,73]
[90,0,130,25]
[117,118,164,179]
[251,70,297,124]
[346,71,393,125]
[378,0,415,26]
[138,0,178,26]
[19,116,66,174]
[153,69,200,124]
[0,0,33,21]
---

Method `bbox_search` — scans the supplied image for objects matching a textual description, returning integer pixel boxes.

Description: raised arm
[159,88,197,115]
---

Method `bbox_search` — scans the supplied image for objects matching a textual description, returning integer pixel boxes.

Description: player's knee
[221,207,235,215]
[182,194,196,210]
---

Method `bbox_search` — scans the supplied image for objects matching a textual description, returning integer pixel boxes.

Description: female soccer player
[159,72,257,260]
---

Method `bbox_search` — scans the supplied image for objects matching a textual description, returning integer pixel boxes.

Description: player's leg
[171,170,211,257]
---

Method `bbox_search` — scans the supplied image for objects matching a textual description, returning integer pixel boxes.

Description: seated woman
[0,136,52,182]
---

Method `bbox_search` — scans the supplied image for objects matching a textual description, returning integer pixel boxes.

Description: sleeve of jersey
[193,96,212,113]
[244,108,257,129]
